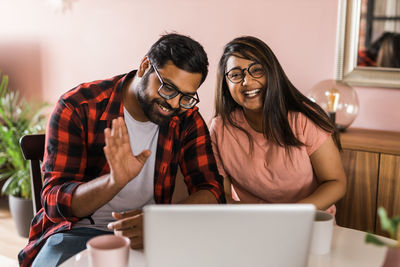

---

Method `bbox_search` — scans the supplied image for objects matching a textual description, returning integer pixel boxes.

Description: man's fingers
[108,217,137,230]
[111,118,118,136]
[104,128,113,148]
[112,210,142,219]
[130,239,143,249]
[114,118,124,146]
[114,228,142,239]
[104,126,119,156]
[113,230,143,249]
[136,150,151,165]
[108,211,143,230]
[119,117,130,144]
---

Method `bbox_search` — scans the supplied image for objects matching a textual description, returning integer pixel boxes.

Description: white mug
[87,234,130,267]
[309,210,334,255]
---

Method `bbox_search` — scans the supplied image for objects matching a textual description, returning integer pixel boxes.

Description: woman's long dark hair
[214,36,341,151]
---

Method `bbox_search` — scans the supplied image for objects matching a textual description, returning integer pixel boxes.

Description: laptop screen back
[144,204,315,267]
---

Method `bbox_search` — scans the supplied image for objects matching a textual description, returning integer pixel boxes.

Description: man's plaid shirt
[18,71,225,266]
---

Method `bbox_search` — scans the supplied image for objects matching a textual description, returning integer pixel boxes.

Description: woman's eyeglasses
[225,63,265,84]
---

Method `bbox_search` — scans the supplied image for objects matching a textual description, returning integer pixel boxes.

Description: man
[18,33,225,267]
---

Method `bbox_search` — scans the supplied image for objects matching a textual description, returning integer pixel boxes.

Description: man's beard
[136,71,180,126]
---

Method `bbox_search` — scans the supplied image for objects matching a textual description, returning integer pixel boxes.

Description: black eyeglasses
[225,62,265,84]
[152,64,200,109]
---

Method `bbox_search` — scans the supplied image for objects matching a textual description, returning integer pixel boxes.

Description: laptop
[143,204,315,267]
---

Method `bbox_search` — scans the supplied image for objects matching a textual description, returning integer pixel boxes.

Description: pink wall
[1,0,399,131]
[353,86,400,131]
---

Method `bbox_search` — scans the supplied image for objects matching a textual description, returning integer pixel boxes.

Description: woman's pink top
[210,110,334,213]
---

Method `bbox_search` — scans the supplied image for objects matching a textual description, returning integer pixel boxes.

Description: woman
[376,32,400,68]
[210,36,346,212]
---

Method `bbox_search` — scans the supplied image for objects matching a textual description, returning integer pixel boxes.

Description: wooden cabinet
[335,128,400,236]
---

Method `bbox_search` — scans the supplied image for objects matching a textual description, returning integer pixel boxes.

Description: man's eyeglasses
[225,62,265,84]
[152,64,200,109]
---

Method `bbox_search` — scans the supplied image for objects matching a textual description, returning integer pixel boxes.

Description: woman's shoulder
[288,111,325,132]
[289,111,331,154]
[288,111,308,121]
[288,111,308,129]
[209,115,222,132]
[289,111,332,138]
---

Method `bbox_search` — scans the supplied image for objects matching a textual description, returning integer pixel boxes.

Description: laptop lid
[144,204,315,267]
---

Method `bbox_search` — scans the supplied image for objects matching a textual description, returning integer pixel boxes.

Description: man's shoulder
[179,107,209,127]
[178,106,201,121]
[170,107,209,136]
[60,73,126,106]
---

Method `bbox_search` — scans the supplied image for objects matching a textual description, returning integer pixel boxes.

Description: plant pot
[382,247,400,267]
[8,195,33,238]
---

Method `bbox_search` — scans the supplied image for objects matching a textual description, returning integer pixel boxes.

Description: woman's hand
[223,176,236,204]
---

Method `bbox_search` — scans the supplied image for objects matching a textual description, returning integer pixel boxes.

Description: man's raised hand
[103,117,151,189]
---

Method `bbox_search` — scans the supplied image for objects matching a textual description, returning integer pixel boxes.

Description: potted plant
[0,72,47,237]
[366,207,400,267]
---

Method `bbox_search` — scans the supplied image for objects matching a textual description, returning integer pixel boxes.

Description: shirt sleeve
[178,111,226,204]
[209,117,228,178]
[41,98,86,223]
[298,113,331,155]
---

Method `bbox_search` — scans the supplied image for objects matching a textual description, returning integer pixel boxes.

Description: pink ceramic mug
[86,234,130,267]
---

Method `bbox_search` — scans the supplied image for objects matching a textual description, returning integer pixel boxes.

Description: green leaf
[392,216,400,228]
[0,73,46,199]
[2,173,20,196]
[19,172,31,199]
[0,157,6,166]
[0,73,8,98]
[378,207,396,238]
[365,233,394,247]
[0,170,14,181]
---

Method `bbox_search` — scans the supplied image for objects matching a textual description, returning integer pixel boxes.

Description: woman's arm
[298,136,347,210]
[222,176,237,204]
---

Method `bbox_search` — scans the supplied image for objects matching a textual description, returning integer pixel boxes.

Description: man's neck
[123,76,148,122]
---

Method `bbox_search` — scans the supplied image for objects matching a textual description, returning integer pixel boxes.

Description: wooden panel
[376,154,400,237]
[340,128,400,155]
[336,149,379,232]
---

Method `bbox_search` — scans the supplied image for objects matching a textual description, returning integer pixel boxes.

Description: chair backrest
[19,134,45,213]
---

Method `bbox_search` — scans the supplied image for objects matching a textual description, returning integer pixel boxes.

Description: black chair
[19,134,45,213]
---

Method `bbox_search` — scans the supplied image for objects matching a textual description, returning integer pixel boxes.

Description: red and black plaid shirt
[357,49,376,67]
[18,71,225,266]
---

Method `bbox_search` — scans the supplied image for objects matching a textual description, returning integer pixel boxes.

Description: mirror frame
[336,0,400,88]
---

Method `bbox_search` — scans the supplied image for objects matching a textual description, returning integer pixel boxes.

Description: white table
[61,226,394,267]
[307,226,393,267]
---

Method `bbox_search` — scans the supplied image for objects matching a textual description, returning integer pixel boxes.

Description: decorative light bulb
[326,88,340,113]
[309,80,359,131]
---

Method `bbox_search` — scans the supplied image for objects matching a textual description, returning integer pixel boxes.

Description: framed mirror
[336,0,400,88]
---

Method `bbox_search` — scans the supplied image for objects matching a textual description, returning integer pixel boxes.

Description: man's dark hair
[146,33,209,85]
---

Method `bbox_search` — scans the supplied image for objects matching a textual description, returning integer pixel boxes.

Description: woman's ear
[137,56,151,77]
